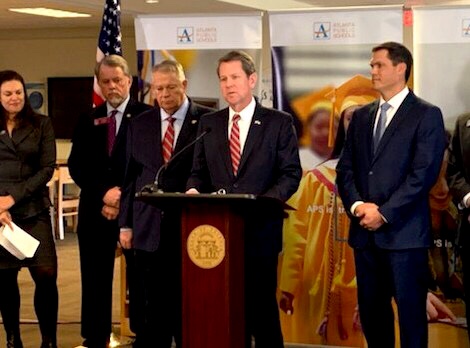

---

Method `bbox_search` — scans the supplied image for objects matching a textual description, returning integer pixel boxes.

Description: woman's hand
[0,195,15,212]
[0,210,13,229]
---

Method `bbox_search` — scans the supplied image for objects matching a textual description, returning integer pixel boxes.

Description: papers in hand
[0,222,40,260]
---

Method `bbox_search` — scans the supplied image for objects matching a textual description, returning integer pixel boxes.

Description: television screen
[47,76,139,139]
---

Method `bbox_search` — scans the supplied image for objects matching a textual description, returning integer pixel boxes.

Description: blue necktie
[374,103,391,153]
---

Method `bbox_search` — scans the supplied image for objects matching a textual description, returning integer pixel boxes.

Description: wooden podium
[136,192,278,348]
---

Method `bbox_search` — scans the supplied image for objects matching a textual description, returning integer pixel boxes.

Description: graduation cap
[326,75,379,146]
[290,85,334,147]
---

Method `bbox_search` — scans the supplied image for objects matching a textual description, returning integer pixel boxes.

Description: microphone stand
[139,128,211,194]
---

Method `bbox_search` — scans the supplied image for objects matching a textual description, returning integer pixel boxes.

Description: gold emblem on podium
[187,224,225,269]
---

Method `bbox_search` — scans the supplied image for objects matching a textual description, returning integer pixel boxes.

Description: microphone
[140,127,211,194]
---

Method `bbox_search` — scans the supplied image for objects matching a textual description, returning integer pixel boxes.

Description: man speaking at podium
[119,60,214,348]
[186,51,302,348]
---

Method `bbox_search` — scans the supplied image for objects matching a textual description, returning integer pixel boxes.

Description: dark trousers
[354,246,429,348]
[245,254,283,348]
[122,249,145,337]
[77,219,117,346]
[134,224,181,348]
[461,243,470,342]
[0,266,58,342]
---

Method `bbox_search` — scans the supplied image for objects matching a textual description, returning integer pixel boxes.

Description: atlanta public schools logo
[177,27,194,44]
[314,22,331,40]
[463,19,470,37]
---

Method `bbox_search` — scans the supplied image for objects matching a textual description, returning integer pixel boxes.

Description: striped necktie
[162,116,175,163]
[229,114,241,176]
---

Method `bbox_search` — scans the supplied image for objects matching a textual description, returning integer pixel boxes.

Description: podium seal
[187,224,225,269]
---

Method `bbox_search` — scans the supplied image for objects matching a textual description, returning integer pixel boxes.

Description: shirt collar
[380,86,409,110]
[106,95,130,115]
[161,96,189,122]
[229,97,256,121]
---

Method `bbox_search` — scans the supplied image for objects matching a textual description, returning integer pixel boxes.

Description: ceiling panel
[0,0,469,30]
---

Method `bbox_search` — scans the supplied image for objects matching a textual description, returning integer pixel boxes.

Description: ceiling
[1,0,469,30]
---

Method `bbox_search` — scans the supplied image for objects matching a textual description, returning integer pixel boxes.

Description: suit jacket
[447,112,470,247]
[187,103,302,256]
[336,91,446,250]
[119,100,214,252]
[68,99,152,236]
[0,114,56,220]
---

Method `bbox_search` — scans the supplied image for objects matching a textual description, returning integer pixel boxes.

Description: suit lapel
[217,110,233,177]
[0,129,16,152]
[150,108,163,170]
[373,92,416,161]
[92,105,109,155]
[174,102,199,154]
[367,101,379,161]
[12,123,35,148]
[238,104,264,174]
[113,100,135,155]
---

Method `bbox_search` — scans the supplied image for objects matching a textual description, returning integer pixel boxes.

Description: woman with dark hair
[0,70,58,348]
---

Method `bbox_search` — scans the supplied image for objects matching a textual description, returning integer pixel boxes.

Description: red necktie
[230,114,241,176]
[162,116,175,164]
[107,110,117,156]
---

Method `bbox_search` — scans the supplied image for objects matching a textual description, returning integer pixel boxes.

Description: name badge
[94,117,110,126]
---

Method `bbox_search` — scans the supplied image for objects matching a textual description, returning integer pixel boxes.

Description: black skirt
[0,209,57,269]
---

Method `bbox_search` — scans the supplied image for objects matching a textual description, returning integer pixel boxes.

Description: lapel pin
[254,120,261,125]
[0,130,5,135]
[466,119,470,128]
[126,113,131,118]
[191,119,198,124]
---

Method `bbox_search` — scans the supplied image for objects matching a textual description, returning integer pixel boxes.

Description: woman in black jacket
[0,70,58,348]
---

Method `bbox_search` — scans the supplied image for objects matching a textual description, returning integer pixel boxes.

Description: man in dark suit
[68,55,151,348]
[336,42,446,348]
[447,114,470,342]
[186,50,302,348]
[118,59,214,348]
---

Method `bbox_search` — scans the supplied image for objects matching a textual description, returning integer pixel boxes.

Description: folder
[0,222,40,260]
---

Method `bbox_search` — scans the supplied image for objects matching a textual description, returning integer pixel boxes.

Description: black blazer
[119,100,214,252]
[68,99,152,232]
[0,114,56,220]
[187,102,302,256]
[337,91,446,250]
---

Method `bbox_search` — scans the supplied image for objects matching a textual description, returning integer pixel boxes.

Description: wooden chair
[57,166,80,240]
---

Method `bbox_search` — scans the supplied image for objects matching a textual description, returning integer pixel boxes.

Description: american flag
[93,0,122,107]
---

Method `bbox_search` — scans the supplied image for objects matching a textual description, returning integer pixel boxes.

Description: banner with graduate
[413,6,470,129]
[269,7,403,346]
[413,6,469,346]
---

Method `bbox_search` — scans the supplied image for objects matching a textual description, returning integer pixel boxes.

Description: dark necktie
[107,110,117,156]
[373,103,391,153]
[162,116,175,164]
[229,114,241,176]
